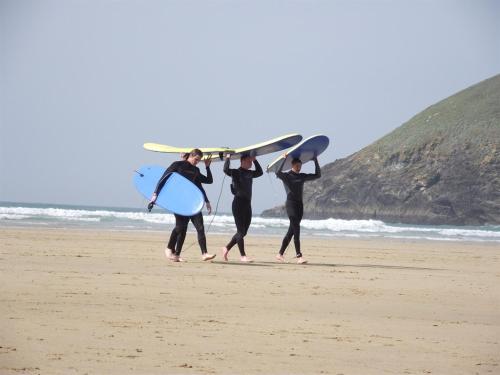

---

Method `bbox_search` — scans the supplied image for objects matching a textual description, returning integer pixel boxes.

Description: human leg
[190,213,207,254]
[290,215,302,257]
[277,200,300,259]
[222,199,239,260]
[223,198,253,261]
[173,214,190,257]
[190,213,216,261]
[167,228,177,251]
[165,227,177,259]
[292,203,304,258]
[224,198,247,254]
[235,200,252,258]
[279,224,294,255]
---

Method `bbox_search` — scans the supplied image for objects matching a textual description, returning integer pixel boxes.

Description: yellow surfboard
[143,133,302,161]
[143,143,234,160]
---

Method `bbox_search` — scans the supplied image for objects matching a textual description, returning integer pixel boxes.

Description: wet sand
[1,227,499,374]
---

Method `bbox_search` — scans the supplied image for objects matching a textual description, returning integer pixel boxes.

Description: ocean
[1,201,500,243]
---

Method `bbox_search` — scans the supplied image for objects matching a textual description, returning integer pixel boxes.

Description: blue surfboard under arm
[133,166,204,216]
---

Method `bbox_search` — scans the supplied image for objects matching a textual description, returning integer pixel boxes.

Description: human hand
[147,201,155,212]
[206,202,212,215]
[205,155,212,167]
[148,194,157,211]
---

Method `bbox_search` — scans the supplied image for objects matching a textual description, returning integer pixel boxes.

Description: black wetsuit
[276,158,321,257]
[223,158,263,256]
[154,161,212,256]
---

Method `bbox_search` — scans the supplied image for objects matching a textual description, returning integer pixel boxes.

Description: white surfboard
[266,135,329,173]
[143,134,303,161]
[216,133,303,161]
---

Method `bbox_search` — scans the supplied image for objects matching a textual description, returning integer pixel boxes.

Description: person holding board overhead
[163,152,217,262]
[149,149,216,262]
[275,156,321,264]
[222,153,263,262]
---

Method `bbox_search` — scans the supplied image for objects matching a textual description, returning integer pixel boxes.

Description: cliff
[263,75,500,225]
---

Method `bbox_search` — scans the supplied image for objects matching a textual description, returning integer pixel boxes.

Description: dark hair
[291,158,302,165]
[240,154,252,161]
[189,148,203,158]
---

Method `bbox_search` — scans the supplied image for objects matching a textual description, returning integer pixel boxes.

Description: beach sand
[1,227,499,374]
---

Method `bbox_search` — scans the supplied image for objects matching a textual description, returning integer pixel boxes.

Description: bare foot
[275,254,285,262]
[170,255,186,262]
[297,257,308,264]
[202,253,216,261]
[240,256,253,263]
[222,247,229,261]
[165,248,174,259]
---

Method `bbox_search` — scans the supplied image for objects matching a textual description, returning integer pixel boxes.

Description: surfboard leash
[205,173,226,234]
[181,173,227,253]
[266,171,283,207]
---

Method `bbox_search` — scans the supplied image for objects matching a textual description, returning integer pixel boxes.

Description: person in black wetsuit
[149,149,216,262]
[163,152,216,262]
[222,153,263,262]
[275,156,321,264]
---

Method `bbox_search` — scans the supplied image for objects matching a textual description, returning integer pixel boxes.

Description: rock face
[263,75,500,225]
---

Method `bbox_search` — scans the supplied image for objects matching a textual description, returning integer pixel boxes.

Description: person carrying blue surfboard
[275,156,321,264]
[149,149,216,262]
[222,153,263,262]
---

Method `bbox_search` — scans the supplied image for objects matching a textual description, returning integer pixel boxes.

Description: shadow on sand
[211,260,443,271]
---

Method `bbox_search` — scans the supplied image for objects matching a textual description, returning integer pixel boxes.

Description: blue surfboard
[133,166,204,216]
[266,135,330,173]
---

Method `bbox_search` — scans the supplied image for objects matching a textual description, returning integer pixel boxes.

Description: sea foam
[1,204,499,242]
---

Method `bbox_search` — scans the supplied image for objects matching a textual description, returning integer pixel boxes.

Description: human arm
[204,154,213,184]
[197,165,213,184]
[201,188,212,214]
[148,167,174,211]
[198,183,212,214]
[275,155,287,181]
[305,157,321,181]
[150,168,173,200]
[205,165,213,184]
[223,154,233,177]
[252,158,263,178]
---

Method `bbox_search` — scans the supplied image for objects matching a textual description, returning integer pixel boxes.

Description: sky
[1,0,499,214]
